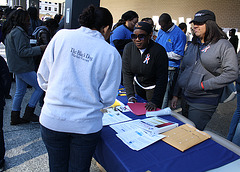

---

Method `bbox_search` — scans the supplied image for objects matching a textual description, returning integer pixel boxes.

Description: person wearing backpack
[32,18,59,71]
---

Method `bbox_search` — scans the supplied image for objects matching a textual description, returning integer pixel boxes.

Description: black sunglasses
[193,21,205,25]
[131,34,147,40]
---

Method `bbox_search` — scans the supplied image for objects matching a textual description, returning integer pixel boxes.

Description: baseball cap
[190,10,216,24]
[134,21,153,34]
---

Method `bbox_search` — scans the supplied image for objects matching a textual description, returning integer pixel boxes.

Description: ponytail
[78,5,113,32]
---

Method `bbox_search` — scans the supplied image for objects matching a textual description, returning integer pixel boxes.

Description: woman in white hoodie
[37,5,121,172]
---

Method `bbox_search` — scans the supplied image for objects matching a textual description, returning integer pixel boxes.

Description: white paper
[102,109,132,126]
[146,107,172,117]
[110,119,142,133]
[116,128,165,151]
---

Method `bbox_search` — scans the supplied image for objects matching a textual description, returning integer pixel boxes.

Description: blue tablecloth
[94,90,240,172]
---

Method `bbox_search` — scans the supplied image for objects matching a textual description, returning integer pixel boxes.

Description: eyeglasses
[193,21,205,25]
[131,34,147,40]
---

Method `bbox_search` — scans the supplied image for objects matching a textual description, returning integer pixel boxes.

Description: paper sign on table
[162,124,211,152]
[127,102,161,116]
[146,107,172,117]
[102,108,131,126]
[116,128,165,151]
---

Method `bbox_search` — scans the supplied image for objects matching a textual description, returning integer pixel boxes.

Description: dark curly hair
[2,9,30,38]
[78,5,113,32]
[27,6,39,20]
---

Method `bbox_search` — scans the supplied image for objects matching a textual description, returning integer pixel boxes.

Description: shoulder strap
[198,44,219,77]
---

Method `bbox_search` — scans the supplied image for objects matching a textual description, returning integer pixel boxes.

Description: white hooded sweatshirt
[37,26,121,134]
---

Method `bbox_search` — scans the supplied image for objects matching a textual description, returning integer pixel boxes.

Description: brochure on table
[102,108,131,126]
[110,117,178,151]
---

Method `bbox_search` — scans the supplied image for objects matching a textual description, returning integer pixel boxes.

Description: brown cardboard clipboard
[162,124,211,152]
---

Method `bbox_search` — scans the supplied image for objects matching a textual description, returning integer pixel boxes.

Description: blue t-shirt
[110,24,133,48]
[155,25,186,68]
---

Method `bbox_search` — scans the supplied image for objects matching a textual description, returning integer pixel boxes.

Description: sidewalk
[1,42,238,171]
[3,83,100,172]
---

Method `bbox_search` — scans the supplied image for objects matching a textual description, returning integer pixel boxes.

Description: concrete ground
[0,42,238,171]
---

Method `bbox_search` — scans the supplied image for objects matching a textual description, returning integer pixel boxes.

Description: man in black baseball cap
[190,10,216,24]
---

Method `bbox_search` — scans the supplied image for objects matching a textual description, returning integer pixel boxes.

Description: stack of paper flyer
[136,117,179,135]
[102,108,132,126]
[110,117,178,151]
[110,120,165,151]
[116,128,165,151]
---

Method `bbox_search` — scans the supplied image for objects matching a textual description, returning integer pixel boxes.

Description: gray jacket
[175,39,238,99]
[5,26,42,74]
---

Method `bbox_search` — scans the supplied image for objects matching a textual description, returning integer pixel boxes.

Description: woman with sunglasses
[171,10,238,130]
[122,21,168,110]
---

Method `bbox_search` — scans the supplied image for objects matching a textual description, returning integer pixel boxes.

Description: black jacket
[0,55,11,106]
[122,40,168,107]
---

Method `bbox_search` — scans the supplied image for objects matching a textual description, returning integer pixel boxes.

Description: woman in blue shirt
[110,10,138,56]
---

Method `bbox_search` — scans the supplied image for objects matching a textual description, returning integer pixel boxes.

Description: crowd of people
[0,4,239,172]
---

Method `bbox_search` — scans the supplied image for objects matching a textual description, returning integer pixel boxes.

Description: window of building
[39,6,41,10]
[55,3,57,5]
[49,7,51,11]
[49,2,51,4]
[54,8,57,11]
[45,6,47,10]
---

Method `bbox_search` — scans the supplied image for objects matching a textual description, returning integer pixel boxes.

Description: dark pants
[187,102,217,131]
[41,125,101,172]
[162,69,179,108]
[181,97,189,118]
[0,104,5,162]
[134,84,155,103]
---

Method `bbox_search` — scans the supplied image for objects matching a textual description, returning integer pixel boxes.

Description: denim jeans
[227,82,240,146]
[41,125,101,172]
[12,71,43,111]
[161,69,179,109]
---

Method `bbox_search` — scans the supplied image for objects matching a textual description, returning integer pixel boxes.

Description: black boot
[10,111,29,125]
[22,105,39,122]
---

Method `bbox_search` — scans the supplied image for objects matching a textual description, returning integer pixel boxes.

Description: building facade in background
[39,1,59,19]
[1,0,64,20]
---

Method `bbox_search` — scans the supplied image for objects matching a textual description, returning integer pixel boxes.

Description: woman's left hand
[145,102,157,111]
